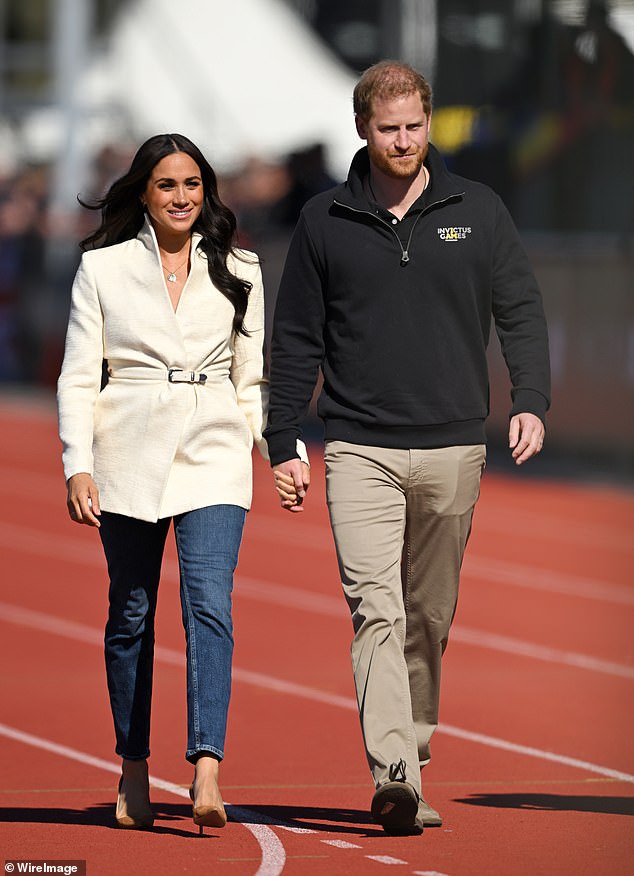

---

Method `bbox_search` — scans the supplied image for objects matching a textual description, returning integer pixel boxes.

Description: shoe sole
[371,781,420,834]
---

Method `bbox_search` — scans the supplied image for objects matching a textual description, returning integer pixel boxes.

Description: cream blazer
[57,218,269,522]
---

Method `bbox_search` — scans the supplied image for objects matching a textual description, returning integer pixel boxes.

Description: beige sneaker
[417,796,442,827]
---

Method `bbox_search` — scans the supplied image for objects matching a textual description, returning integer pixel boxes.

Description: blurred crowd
[0,163,49,384]
[437,1,634,232]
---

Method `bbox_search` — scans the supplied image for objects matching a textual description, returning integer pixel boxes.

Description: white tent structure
[26,0,361,214]
[100,0,359,174]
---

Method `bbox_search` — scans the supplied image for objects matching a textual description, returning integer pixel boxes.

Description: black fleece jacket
[264,145,550,466]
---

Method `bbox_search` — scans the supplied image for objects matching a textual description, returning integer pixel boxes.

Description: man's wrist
[266,431,302,467]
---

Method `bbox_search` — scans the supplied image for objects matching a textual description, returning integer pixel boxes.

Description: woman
[57,133,268,833]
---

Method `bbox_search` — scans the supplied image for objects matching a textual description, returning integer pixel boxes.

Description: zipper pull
[400,251,410,265]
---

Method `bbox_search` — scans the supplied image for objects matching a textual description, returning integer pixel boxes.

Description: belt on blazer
[168,368,207,384]
[107,366,212,384]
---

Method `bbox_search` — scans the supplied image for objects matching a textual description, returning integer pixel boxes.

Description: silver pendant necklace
[161,256,188,283]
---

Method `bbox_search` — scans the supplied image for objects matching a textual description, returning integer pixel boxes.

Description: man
[264,61,550,836]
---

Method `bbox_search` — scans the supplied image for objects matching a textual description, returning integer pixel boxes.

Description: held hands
[273,459,311,513]
[509,413,545,465]
[66,472,101,527]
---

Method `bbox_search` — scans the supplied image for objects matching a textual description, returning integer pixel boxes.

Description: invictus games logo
[437,226,472,241]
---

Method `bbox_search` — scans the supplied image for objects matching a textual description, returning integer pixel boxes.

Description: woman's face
[142,151,204,241]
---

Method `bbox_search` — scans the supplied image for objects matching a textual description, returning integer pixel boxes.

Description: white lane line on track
[0,722,286,876]
[321,840,363,849]
[1,516,632,607]
[449,626,634,680]
[2,601,633,785]
[436,725,634,784]
[366,856,407,864]
[413,871,452,876]
[1,521,632,678]
[463,555,634,606]
[276,826,317,834]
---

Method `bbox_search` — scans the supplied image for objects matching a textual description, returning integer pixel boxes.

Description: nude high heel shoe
[189,755,227,835]
[189,783,227,834]
[115,759,154,829]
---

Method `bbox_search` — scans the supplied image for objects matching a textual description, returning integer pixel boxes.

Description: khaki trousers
[324,440,486,794]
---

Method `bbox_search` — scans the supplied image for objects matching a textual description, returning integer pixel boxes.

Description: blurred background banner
[1,0,633,476]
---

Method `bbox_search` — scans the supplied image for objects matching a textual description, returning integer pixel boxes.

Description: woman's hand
[66,473,101,527]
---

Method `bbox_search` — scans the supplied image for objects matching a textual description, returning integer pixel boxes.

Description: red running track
[1,393,633,875]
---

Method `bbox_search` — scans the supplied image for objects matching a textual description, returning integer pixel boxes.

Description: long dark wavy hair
[79,133,251,336]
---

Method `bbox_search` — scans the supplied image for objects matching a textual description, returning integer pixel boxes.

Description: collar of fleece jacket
[336,144,465,212]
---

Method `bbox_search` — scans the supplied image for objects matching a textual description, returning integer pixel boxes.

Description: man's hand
[66,472,101,527]
[273,459,311,513]
[509,413,545,465]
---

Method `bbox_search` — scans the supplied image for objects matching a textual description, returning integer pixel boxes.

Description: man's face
[356,92,431,181]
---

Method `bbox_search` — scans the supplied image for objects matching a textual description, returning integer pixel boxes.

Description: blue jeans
[99,504,246,763]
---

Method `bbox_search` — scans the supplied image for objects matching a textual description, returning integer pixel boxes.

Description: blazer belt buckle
[168,368,207,384]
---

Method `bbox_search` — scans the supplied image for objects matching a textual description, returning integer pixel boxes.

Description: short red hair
[353,60,433,121]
